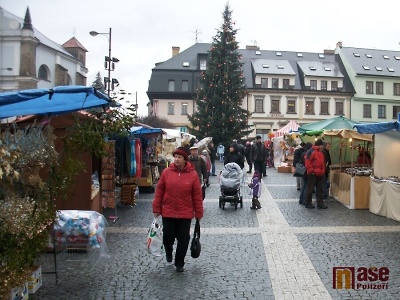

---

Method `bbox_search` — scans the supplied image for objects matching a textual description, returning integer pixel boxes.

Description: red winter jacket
[152,161,204,219]
[305,146,325,177]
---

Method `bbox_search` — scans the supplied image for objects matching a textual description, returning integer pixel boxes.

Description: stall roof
[0,86,112,119]
[298,116,360,133]
[323,129,373,141]
[130,126,164,135]
[354,121,400,134]
[274,120,299,137]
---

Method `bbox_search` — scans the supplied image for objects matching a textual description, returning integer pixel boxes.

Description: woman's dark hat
[173,147,189,160]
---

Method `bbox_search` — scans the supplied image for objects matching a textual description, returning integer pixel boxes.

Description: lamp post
[89,28,119,97]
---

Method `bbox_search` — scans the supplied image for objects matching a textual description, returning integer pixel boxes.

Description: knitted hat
[256,135,262,139]
[173,147,189,160]
[253,171,260,177]
[305,142,313,150]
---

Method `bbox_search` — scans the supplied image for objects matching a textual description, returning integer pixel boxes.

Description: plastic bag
[147,217,164,256]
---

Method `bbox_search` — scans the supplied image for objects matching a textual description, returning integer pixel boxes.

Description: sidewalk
[30,161,400,300]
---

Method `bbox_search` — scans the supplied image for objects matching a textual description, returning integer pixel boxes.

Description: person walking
[321,141,332,200]
[244,141,253,173]
[188,146,209,187]
[224,143,244,169]
[304,139,328,209]
[208,141,217,176]
[232,139,245,156]
[152,146,204,272]
[299,142,312,205]
[248,170,262,209]
[251,135,267,180]
[217,143,225,162]
[293,142,306,191]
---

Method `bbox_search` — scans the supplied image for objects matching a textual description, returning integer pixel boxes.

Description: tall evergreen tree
[92,72,105,92]
[188,4,252,146]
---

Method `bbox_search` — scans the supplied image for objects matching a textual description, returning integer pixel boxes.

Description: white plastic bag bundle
[147,217,164,256]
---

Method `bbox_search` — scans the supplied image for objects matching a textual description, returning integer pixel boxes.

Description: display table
[370,178,400,221]
[330,171,370,209]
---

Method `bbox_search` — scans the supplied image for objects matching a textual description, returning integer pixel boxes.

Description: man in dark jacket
[244,141,253,173]
[224,143,244,169]
[251,135,266,179]
[304,139,328,209]
[321,141,332,199]
[293,142,306,190]
[208,141,217,176]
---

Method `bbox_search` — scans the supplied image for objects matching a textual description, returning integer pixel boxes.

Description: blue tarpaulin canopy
[354,121,400,134]
[0,86,112,119]
[130,126,164,135]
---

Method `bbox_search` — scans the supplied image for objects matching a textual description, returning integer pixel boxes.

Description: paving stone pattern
[30,162,400,300]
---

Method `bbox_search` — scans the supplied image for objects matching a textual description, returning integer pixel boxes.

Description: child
[248,171,262,209]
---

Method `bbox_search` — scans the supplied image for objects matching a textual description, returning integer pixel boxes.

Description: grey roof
[152,43,211,71]
[297,61,344,78]
[340,46,400,77]
[251,59,296,75]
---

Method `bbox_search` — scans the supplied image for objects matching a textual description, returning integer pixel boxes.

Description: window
[272,78,279,89]
[182,62,190,67]
[200,59,207,70]
[320,100,329,115]
[287,99,296,114]
[182,80,188,92]
[254,97,264,113]
[168,80,175,92]
[393,106,400,119]
[394,83,400,96]
[181,103,188,115]
[310,80,317,90]
[376,82,383,95]
[38,65,49,80]
[331,81,338,91]
[319,54,325,59]
[283,79,289,89]
[363,104,372,118]
[366,81,374,94]
[168,102,175,115]
[261,78,268,88]
[271,99,280,113]
[321,80,327,91]
[305,99,315,114]
[378,105,386,119]
[335,101,344,115]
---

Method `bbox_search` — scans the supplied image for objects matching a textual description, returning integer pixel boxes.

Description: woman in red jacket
[152,146,204,272]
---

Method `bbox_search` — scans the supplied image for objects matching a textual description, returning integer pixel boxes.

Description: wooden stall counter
[330,170,370,209]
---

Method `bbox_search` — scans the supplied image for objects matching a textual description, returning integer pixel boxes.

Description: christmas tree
[188,4,252,146]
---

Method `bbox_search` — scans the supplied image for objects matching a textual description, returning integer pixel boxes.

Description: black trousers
[253,160,264,178]
[305,174,324,206]
[162,217,192,268]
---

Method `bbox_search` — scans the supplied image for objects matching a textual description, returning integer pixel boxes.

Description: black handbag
[294,163,307,177]
[190,219,201,258]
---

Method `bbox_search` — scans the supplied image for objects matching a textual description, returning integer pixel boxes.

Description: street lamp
[89,28,119,97]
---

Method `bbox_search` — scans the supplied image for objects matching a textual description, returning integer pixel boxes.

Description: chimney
[172,46,180,57]
[246,45,260,50]
[324,49,335,55]
[336,41,342,49]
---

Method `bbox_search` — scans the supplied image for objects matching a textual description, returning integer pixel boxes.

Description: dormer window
[319,54,325,59]
[277,65,284,69]
[276,52,282,56]
[365,54,372,58]
[183,62,190,67]
[383,55,390,59]
[395,56,400,60]
[363,66,370,70]
[353,53,360,57]
[388,68,395,72]
[262,64,269,68]
[297,53,303,57]
[375,67,382,71]
[255,51,261,55]
[309,66,316,71]
[324,67,331,71]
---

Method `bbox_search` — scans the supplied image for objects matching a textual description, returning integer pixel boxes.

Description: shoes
[317,204,328,209]
[176,267,184,272]
[247,171,251,174]
[256,206,262,209]
[304,203,315,209]
[297,188,301,191]
[250,206,256,210]
[211,174,217,176]
[206,183,210,187]
[299,201,303,205]
[166,255,172,263]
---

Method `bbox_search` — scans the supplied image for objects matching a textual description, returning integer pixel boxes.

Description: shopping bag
[293,163,306,177]
[147,217,164,256]
[190,219,201,258]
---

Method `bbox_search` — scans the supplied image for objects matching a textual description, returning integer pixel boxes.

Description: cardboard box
[27,265,42,294]
[278,166,292,173]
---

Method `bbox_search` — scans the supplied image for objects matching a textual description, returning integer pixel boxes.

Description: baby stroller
[219,163,243,210]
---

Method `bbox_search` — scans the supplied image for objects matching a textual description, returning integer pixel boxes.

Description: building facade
[147,43,356,138]
[0,7,88,92]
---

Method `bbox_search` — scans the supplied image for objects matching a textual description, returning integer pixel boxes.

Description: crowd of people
[152,135,373,271]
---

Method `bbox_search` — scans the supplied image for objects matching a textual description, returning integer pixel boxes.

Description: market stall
[323,129,373,209]
[355,119,400,221]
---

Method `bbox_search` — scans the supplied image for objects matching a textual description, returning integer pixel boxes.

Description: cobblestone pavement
[30,162,400,300]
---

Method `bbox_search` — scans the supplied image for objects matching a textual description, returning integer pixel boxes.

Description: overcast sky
[2,0,400,116]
